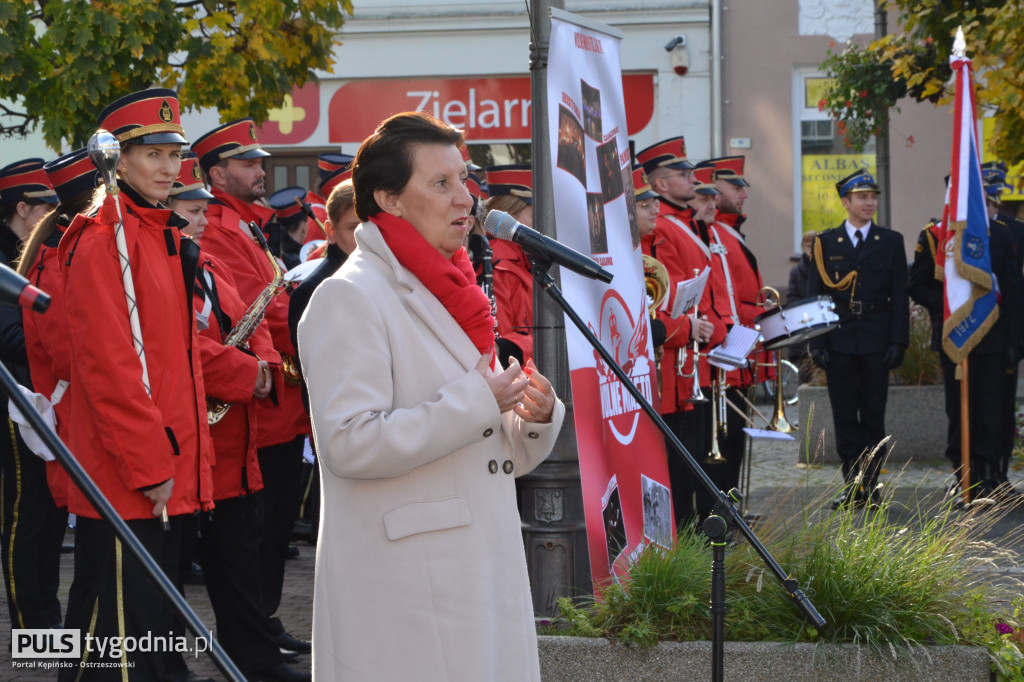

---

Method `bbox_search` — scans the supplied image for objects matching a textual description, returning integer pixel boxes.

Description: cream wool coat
[298,222,565,681]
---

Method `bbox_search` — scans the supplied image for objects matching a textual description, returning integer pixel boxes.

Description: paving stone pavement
[3,412,1021,680]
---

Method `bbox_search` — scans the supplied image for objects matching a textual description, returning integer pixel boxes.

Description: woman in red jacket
[58,89,213,682]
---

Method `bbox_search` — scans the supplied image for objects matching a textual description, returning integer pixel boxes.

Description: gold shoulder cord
[924,223,943,281]
[812,234,858,300]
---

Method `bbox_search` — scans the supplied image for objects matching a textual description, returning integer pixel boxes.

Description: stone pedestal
[795,384,946,464]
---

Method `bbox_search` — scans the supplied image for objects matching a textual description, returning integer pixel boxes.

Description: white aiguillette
[707,324,760,370]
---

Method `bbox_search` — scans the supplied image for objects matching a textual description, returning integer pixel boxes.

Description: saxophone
[207,222,285,425]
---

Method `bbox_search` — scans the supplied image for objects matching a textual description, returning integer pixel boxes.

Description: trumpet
[674,269,707,403]
[643,255,670,395]
[706,367,728,463]
[756,285,794,433]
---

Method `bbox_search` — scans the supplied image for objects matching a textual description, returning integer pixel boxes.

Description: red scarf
[372,212,496,359]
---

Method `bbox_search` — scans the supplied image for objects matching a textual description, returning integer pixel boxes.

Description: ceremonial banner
[547,9,674,588]
[938,30,997,363]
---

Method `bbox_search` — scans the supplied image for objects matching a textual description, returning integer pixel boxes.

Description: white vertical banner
[547,9,673,588]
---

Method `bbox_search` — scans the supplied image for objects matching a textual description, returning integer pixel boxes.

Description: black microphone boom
[483,210,613,283]
[0,262,50,313]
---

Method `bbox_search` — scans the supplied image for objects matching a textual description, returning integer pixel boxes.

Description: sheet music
[707,324,760,369]
[743,427,796,441]
[670,266,711,318]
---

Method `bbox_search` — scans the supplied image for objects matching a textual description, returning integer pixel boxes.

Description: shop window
[262,148,337,196]
[792,70,876,251]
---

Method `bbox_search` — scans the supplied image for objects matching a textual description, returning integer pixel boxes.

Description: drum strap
[708,225,739,323]
[664,215,711,260]
[812,235,858,301]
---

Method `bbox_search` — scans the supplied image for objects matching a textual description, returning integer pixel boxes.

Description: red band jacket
[655,200,728,396]
[58,185,213,519]
[490,238,534,363]
[23,225,70,508]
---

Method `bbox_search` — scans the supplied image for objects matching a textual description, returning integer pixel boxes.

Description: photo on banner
[547,9,674,588]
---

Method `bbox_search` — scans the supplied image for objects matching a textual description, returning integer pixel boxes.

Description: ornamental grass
[551,473,1024,679]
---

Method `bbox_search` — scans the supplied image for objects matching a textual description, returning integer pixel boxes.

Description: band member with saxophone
[808,169,909,509]
[192,119,312,656]
[168,158,309,682]
[58,89,213,680]
[633,147,721,528]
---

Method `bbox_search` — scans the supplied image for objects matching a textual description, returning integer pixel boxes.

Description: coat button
[527,432,539,439]
[502,460,514,474]
[483,428,494,437]
[488,460,498,474]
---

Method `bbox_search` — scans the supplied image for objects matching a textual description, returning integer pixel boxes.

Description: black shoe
[280,648,300,663]
[286,545,300,560]
[184,560,205,585]
[865,487,882,509]
[830,485,862,510]
[274,631,312,654]
[247,663,311,682]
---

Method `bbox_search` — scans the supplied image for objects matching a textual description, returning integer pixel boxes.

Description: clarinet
[469,232,498,338]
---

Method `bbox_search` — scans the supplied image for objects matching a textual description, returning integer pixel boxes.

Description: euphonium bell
[644,254,669,397]
[643,254,670,317]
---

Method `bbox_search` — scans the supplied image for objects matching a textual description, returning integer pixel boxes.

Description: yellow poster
[804,78,833,110]
[981,117,1023,203]
[801,154,877,233]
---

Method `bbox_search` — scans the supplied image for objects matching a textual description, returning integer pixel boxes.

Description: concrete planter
[538,635,990,681]
[795,384,946,464]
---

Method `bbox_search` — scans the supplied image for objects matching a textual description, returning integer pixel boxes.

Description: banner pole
[960,357,971,504]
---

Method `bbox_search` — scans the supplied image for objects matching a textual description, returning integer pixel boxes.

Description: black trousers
[197,493,282,673]
[939,351,1011,474]
[662,398,708,529]
[824,351,890,485]
[61,516,187,682]
[1,418,67,629]
[257,435,305,622]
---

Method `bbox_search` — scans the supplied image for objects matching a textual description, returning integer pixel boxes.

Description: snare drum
[754,296,839,350]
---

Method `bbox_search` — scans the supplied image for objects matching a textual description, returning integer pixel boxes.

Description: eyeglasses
[637,198,660,211]
[664,170,695,181]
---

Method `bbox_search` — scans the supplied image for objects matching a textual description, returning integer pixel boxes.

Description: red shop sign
[256,81,321,145]
[328,74,655,144]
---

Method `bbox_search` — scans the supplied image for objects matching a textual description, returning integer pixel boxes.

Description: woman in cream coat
[298,112,564,681]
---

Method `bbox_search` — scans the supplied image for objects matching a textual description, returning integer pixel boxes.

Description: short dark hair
[352,111,465,221]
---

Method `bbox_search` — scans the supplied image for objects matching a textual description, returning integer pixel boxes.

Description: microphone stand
[0,361,246,682]
[527,256,825,681]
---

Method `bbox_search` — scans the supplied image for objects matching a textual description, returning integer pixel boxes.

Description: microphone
[0,263,50,313]
[483,210,613,283]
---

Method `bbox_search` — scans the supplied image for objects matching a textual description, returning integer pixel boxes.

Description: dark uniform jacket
[0,223,30,387]
[807,221,910,355]
[909,219,1023,356]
